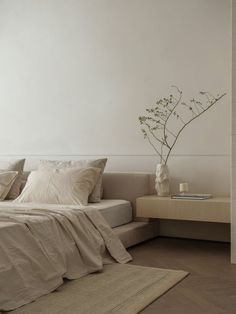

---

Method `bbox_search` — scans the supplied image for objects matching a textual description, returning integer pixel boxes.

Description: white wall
[232,0,236,264]
[0,0,231,195]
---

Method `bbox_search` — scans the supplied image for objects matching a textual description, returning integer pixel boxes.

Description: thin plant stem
[163,86,182,147]
[146,134,164,163]
[144,122,170,148]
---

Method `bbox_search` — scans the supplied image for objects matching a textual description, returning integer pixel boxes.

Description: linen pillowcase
[0,159,25,200]
[15,167,101,206]
[0,171,18,201]
[38,158,107,203]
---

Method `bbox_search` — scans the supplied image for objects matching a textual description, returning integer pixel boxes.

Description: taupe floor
[128,237,236,314]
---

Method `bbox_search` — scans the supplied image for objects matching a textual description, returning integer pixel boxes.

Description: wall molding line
[0,154,230,157]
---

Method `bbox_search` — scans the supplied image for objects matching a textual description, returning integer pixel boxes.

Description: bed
[0,170,158,311]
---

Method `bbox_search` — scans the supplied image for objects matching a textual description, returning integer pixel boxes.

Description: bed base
[113,220,159,248]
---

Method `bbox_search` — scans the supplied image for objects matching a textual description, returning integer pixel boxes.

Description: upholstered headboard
[102,172,155,210]
[21,171,155,211]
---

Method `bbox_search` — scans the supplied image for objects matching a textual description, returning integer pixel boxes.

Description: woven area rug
[11,264,188,314]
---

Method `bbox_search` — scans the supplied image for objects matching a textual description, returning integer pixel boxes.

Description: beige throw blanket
[0,203,132,311]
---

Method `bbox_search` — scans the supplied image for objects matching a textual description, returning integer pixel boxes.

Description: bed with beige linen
[0,159,158,311]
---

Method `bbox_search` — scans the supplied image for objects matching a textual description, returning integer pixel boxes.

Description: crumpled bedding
[0,202,132,311]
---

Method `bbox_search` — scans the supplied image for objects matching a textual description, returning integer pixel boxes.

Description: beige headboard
[103,172,155,210]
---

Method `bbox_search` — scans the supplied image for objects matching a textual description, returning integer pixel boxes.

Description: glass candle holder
[179,182,189,194]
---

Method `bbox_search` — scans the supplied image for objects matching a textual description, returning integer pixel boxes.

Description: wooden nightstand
[136,195,231,223]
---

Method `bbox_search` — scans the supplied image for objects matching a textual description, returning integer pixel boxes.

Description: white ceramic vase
[155,163,170,197]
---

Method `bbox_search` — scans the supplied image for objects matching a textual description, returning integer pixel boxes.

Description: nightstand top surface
[137,195,230,203]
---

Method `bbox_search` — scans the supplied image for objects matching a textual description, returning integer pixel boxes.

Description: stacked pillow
[15,158,107,206]
[38,159,107,202]
[0,171,19,200]
[0,159,25,200]
[16,167,101,206]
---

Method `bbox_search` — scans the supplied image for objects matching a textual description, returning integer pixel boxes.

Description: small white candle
[179,182,189,194]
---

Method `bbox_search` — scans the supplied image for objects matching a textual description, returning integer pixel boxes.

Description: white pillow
[15,167,101,206]
[39,158,107,203]
[0,171,18,201]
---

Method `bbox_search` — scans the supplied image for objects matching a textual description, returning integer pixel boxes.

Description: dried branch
[138,87,226,164]
[141,129,164,163]
[164,92,226,164]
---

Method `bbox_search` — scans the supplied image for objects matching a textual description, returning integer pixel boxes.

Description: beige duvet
[0,202,132,311]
